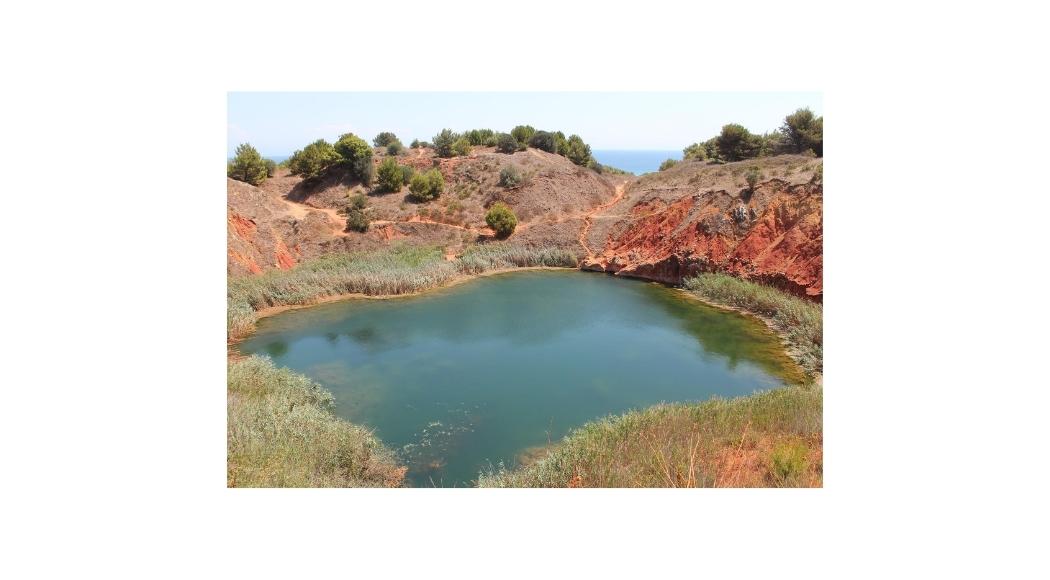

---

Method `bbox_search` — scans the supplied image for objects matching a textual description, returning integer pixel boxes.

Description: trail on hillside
[577,183,627,258]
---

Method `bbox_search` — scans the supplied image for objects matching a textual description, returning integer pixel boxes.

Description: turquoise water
[236,271,803,486]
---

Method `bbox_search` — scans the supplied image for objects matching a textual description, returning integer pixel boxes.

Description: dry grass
[227,356,406,487]
[478,384,822,488]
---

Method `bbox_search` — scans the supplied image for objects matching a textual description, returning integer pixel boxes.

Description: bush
[510,125,535,147]
[373,132,399,147]
[563,134,592,166]
[495,133,518,154]
[745,167,762,192]
[769,441,809,487]
[386,141,404,156]
[264,158,277,177]
[432,128,458,158]
[400,165,415,184]
[528,130,557,153]
[465,129,495,146]
[334,133,374,184]
[410,138,421,148]
[408,168,444,202]
[553,131,568,155]
[781,108,823,157]
[498,164,522,187]
[452,137,472,156]
[346,208,369,232]
[715,124,762,162]
[659,158,679,171]
[376,157,404,192]
[485,202,518,237]
[287,139,341,180]
[227,143,269,185]
[811,163,823,185]
[682,142,707,161]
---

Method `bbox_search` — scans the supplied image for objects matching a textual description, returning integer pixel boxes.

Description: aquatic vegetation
[477,384,822,488]
[228,244,576,339]
[684,273,823,375]
[227,356,405,487]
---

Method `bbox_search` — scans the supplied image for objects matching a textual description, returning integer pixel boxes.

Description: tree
[376,157,404,192]
[373,132,399,147]
[510,125,535,148]
[563,134,592,166]
[410,138,421,149]
[553,131,568,156]
[781,108,823,156]
[659,158,679,171]
[432,128,458,158]
[408,169,444,202]
[452,137,472,156]
[495,133,518,154]
[387,141,405,156]
[485,203,518,237]
[499,165,522,187]
[683,142,707,161]
[227,143,270,185]
[465,129,495,146]
[264,158,277,177]
[288,139,341,180]
[334,133,374,184]
[715,124,762,162]
[400,165,415,185]
[528,131,557,153]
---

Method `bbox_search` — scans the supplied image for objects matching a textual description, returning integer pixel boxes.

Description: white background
[1,1,1048,578]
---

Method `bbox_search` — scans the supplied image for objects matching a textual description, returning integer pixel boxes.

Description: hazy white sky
[227,92,822,156]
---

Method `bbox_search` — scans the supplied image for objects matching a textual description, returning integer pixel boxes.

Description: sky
[227,92,822,157]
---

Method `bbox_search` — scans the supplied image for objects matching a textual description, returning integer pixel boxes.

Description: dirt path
[577,182,627,258]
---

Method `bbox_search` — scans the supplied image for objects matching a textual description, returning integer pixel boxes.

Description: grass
[228,243,577,339]
[684,273,823,375]
[227,356,406,487]
[478,384,822,488]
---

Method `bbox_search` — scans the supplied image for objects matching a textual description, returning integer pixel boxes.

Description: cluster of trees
[374,132,405,155]
[286,133,375,184]
[485,203,517,238]
[417,125,599,170]
[682,108,823,163]
[227,143,276,185]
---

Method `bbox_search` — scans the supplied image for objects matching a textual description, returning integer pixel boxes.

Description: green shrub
[287,139,341,180]
[452,137,472,156]
[510,125,536,147]
[769,441,809,487]
[349,193,368,210]
[410,138,421,148]
[553,131,568,156]
[682,142,707,161]
[485,202,518,237]
[528,130,557,153]
[264,158,277,178]
[745,166,762,192]
[563,134,592,166]
[373,132,399,147]
[386,141,405,156]
[432,128,458,158]
[495,133,518,154]
[334,133,374,184]
[498,164,522,187]
[346,208,369,232]
[811,163,823,185]
[400,165,415,184]
[376,157,404,192]
[408,168,444,202]
[465,128,495,146]
[227,143,270,185]
[659,158,679,171]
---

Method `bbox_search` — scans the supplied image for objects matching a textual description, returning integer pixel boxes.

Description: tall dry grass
[227,356,405,487]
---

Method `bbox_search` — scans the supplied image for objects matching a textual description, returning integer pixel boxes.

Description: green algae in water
[236,270,805,486]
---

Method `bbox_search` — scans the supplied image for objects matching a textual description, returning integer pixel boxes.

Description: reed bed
[684,273,823,375]
[227,356,405,487]
[478,384,822,488]
[227,244,577,339]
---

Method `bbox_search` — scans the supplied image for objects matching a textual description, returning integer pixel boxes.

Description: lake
[236,270,804,486]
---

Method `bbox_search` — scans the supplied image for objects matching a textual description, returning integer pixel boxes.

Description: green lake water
[236,270,804,486]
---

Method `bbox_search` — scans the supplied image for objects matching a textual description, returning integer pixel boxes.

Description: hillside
[228,149,822,299]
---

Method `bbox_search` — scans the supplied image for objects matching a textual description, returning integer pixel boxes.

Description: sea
[257,150,680,176]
